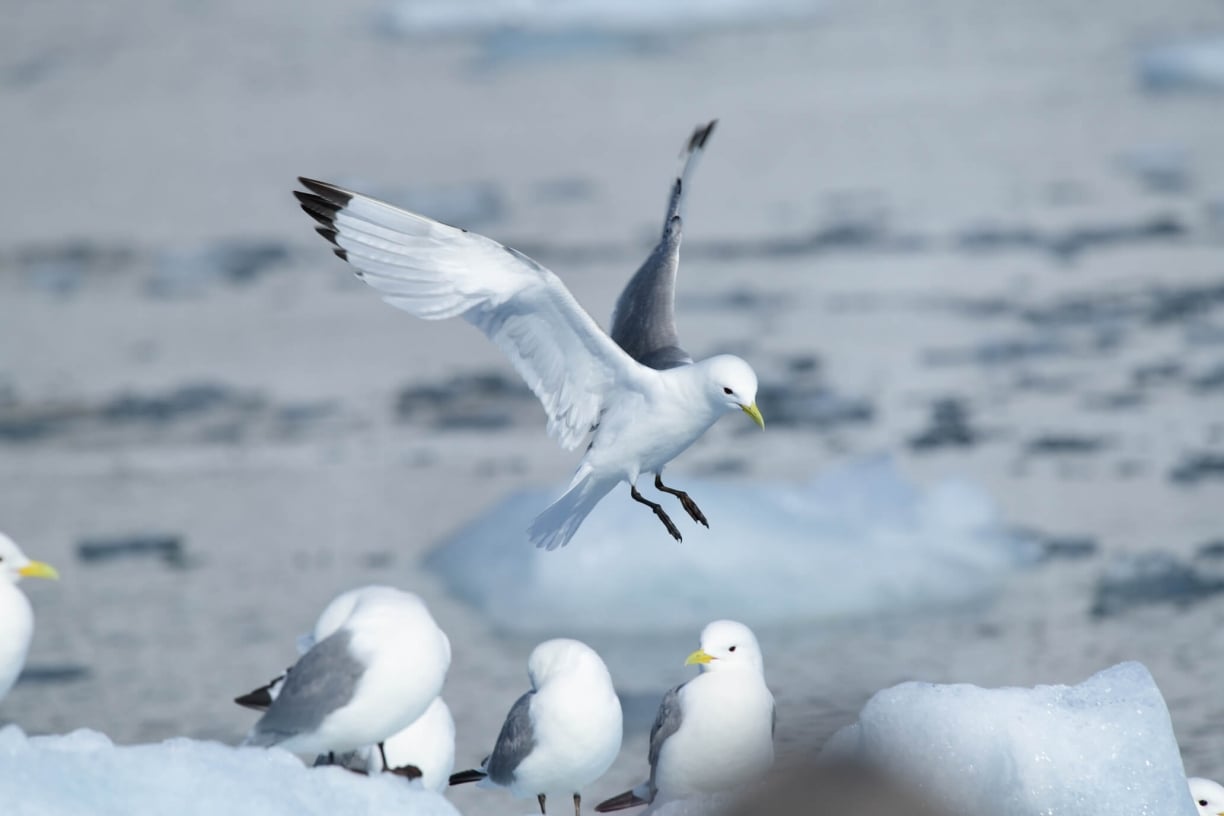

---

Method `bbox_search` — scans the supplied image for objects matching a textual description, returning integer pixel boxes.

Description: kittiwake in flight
[295,120,763,550]
[449,638,623,815]
[595,620,774,812]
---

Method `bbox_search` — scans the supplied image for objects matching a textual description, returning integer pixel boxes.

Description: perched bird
[449,638,623,815]
[0,531,59,703]
[1191,777,1224,816]
[234,586,456,790]
[295,120,764,550]
[596,620,774,812]
[242,587,450,761]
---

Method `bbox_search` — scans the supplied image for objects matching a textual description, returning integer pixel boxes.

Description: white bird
[0,531,59,704]
[596,620,774,812]
[1191,777,1224,816]
[242,587,450,760]
[235,586,456,790]
[295,120,764,550]
[449,638,623,816]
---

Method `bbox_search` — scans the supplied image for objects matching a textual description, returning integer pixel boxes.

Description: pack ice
[821,661,1196,816]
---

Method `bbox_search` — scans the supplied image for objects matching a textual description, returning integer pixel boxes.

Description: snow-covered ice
[0,726,459,816]
[821,661,1196,816]
[427,457,1022,634]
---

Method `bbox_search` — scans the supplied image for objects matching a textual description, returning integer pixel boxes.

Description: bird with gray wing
[294,120,762,550]
[595,620,775,812]
[449,639,623,816]
[242,588,450,763]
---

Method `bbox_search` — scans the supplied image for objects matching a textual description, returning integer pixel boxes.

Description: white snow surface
[0,726,459,816]
[428,457,1022,634]
[820,661,1196,816]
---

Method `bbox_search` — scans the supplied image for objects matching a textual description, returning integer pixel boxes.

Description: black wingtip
[233,684,276,712]
[594,791,650,813]
[448,769,487,786]
[297,177,352,206]
[687,119,718,152]
[333,247,349,262]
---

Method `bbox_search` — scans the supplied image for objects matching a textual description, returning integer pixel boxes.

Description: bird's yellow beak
[19,561,59,580]
[741,402,764,429]
[684,648,714,666]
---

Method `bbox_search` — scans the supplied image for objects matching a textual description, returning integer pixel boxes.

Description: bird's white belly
[510,686,623,797]
[0,587,33,700]
[587,397,718,482]
[654,680,774,799]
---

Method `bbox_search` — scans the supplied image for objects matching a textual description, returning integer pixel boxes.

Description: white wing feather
[296,179,645,450]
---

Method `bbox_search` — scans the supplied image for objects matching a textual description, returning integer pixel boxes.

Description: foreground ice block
[427,457,1022,634]
[0,726,459,816]
[821,661,1196,816]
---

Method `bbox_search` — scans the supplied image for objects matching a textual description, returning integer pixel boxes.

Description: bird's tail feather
[528,473,616,551]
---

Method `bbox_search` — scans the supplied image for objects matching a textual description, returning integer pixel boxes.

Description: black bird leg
[538,793,548,815]
[631,485,682,541]
[378,742,389,771]
[654,474,709,528]
[573,792,581,816]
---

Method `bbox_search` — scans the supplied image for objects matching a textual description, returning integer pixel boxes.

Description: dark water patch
[908,398,981,452]
[10,241,136,296]
[395,371,538,431]
[1116,146,1192,194]
[956,215,1186,262]
[1189,361,1224,392]
[1024,434,1109,456]
[1008,527,1099,562]
[924,336,1073,367]
[679,287,788,314]
[1195,540,1224,560]
[1169,452,1224,485]
[1091,551,1224,618]
[756,381,874,430]
[102,384,259,424]
[16,665,91,685]
[1131,360,1182,389]
[1083,391,1146,412]
[147,239,291,298]
[1137,37,1224,94]
[77,534,188,568]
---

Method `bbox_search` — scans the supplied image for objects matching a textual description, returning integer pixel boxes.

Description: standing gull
[595,620,774,812]
[235,586,455,790]
[294,120,763,550]
[1191,778,1224,816]
[242,587,450,760]
[0,531,58,703]
[449,638,623,815]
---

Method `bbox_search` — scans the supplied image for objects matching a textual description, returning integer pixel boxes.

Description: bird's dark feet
[574,792,582,816]
[631,485,682,541]
[654,475,709,528]
[389,764,423,781]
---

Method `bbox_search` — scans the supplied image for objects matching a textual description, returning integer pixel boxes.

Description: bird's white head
[684,619,764,674]
[0,531,58,585]
[528,638,609,688]
[701,355,763,429]
[1190,777,1224,816]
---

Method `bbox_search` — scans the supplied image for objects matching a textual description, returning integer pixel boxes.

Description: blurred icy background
[2,0,1224,812]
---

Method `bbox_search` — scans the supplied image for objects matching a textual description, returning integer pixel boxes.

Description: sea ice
[427,457,1024,634]
[821,661,1196,816]
[0,726,459,816]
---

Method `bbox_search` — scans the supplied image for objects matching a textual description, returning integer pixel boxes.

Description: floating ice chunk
[821,662,1196,816]
[0,726,459,816]
[427,457,1023,634]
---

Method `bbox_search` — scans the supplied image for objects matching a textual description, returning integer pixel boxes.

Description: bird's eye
[1199,801,1208,807]
[728,645,737,652]
[723,387,733,395]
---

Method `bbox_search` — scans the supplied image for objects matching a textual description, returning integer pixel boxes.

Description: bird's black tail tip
[448,769,487,786]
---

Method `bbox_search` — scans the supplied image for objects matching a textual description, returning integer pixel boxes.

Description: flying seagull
[449,638,623,816]
[294,120,763,550]
[595,620,775,812]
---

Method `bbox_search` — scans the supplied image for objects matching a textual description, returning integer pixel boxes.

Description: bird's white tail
[528,472,616,551]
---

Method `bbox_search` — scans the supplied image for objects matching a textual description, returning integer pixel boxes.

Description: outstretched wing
[296,178,647,450]
[610,120,717,370]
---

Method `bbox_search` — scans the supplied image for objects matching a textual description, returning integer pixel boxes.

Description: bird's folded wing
[297,178,645,450]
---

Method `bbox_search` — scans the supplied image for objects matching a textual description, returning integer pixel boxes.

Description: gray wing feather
[647,683,687,791]
[610,120,717,370]
[485,690,537,786]
[248,630,364,745]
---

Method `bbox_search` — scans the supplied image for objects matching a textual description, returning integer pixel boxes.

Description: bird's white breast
[0,583,34,700]
[654,671,775,799]
[510,676,624,797]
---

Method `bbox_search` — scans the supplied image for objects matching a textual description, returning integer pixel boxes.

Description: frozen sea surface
[428,457,1024,634]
